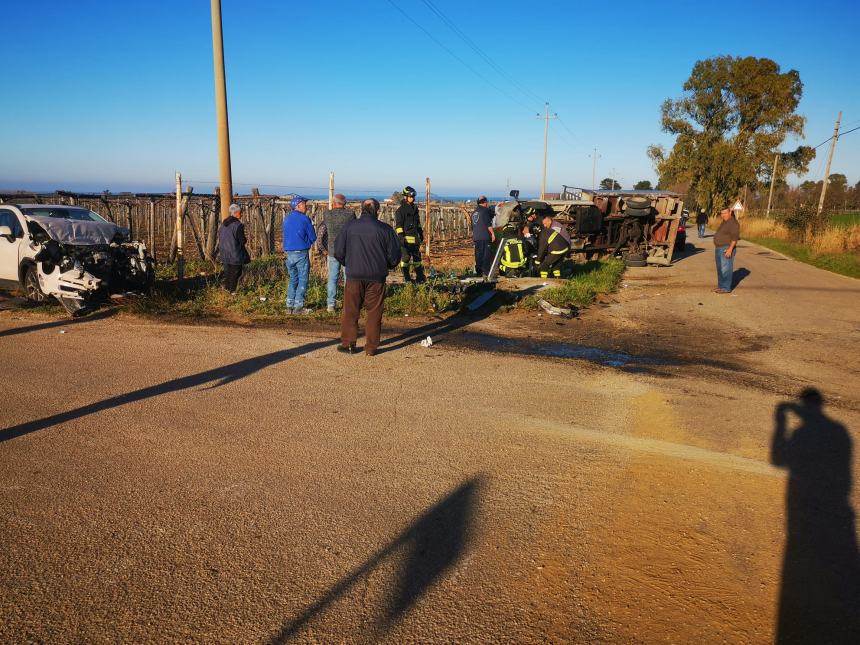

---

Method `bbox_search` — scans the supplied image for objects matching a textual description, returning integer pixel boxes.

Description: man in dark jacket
[319,193,355,312]
[695,208,709,238]
[334,198,401,356]
[471,196,496,276]
[218,203,250,293]
[394,185,425,283]
[536,213,570,278]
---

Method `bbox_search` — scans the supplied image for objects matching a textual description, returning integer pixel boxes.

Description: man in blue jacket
[282,196,316,314]
[334,198,401,356]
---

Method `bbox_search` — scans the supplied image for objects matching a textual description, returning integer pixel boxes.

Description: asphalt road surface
[2,233,859,644]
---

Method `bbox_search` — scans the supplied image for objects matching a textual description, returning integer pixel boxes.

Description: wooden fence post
[175,172,185,280]
[148,199,155,260]
[328,172,334,209]
[425,177,431,257]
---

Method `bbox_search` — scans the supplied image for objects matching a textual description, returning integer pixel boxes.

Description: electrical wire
[385,0,535,112]
[418,0,544,109]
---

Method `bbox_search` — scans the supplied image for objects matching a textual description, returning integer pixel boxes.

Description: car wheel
[24,265,48,303]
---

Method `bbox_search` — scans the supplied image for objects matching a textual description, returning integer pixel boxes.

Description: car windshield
[20,207,109,223]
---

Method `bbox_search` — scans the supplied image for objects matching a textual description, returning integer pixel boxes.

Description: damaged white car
[0,204,154,315]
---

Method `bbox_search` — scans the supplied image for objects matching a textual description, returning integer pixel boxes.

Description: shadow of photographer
[771,388,860,643]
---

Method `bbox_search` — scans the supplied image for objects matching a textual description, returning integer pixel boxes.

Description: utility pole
[816,111,842,216]
[765,154,779,218]
[328,172,334,209]
[210,0,233,221]
[537,102,557,200]
[590,148,601,190]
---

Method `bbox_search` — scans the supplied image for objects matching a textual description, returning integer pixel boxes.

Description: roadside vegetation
[711,211,860,279]
[518,258,625,311]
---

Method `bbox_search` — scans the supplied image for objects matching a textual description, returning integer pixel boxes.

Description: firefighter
[536,213,569,278]
[498,225,535,277]
[394,185,425,283]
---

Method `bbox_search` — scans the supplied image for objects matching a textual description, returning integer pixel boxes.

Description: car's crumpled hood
[26,215,129,245]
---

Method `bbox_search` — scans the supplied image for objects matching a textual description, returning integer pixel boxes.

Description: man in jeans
[713,207,740,294]
[320,193,355,312]
[334,198,401,356]
[471,196,496,276]
[282,196,316,314]
[695,208,709,238]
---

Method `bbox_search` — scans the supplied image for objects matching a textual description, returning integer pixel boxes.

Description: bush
[518,258,625,310]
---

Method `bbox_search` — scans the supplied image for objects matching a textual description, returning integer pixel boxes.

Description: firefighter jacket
[394,201,423,245]
[536,226,570,262]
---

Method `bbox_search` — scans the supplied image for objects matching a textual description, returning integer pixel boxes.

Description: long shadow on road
[269,476,483,643]
[771,388,860,643]
[0,338,338,443]
[0,308,117,338]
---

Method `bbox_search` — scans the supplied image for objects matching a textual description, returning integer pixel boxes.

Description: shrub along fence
[0,190,476,264]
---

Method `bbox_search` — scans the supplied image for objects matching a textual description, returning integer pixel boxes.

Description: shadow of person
[771,388,860,643]
[732,267,751,289]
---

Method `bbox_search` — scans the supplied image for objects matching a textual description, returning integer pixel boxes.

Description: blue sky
[1,0,858,197]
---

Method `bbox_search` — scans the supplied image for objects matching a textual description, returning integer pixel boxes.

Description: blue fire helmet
[290,195,308,209]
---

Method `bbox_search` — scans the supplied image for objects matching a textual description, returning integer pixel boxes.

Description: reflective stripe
[405,235,416,243]
[550,249,567,254]
[400,261,408,268]
[539,271,548,278]
[501,242,526,268]
[548,231,557,245]
[552,269,561,277]
[396,227,404,234]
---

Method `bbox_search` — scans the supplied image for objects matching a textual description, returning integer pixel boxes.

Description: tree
[634,180,652,190]
[599,177,621,190]
[648,56,815,214]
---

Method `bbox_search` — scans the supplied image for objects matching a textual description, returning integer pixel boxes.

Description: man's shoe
[294,307,314,315]
[365,349,377,357]
[327,305,335,313]
[713,288,730,294]
[337,344,357,354]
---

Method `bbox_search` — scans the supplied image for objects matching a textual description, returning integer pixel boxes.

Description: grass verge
[517,258,625,310]
[746,237,860,280]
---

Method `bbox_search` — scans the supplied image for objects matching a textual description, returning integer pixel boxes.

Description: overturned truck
[0,204,154,315]
[491,187,684,275]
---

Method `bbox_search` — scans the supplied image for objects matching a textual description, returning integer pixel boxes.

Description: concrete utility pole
[765,153,779,218]
[537,102,557,200]
[816,111,842,216]
[210,0,233,221]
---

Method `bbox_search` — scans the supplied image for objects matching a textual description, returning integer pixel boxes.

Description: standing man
[696,208,708,238]
[282,195,316,314]
[713,207,740,294]
[334,198,401,356]
[394,186,425,283]
[320,193,355,312]
[535,213,570,279]
[218,203,251,293]
[471,196,496,276]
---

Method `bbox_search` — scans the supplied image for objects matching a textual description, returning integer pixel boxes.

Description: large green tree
[634,180,653,190]
[647,56,815,213]
[599,177,622,190]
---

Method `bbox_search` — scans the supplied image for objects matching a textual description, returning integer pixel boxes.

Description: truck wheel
[625,197,651,209]
[625,207,651,218]
[624,253,647,267]
[24,265,48,303]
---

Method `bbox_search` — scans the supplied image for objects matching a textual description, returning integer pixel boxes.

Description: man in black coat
[218,203,251,293]
[334,198,401,356]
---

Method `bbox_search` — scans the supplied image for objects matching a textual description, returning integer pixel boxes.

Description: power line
[811,124,860,149]
[385,0,534,112]
[556,115,587,150]
[418,0,543,108]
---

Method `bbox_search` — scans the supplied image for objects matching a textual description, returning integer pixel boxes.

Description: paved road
[1,233,858,643]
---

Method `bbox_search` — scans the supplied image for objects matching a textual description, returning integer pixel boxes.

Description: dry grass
[709,216,860,253]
